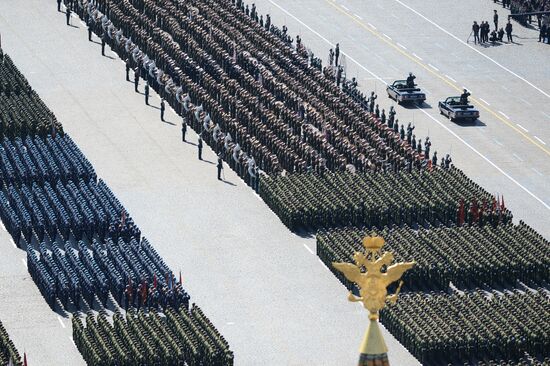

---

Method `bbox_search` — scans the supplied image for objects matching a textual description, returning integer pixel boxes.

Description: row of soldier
[317,221,548,293]
[73,0,432,183]
[0,321,22,366]
[380,290,550,365]
[260,166,512,230]
[72,305,233,366]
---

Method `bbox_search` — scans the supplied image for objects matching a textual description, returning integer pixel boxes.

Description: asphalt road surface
[0,0,548,365]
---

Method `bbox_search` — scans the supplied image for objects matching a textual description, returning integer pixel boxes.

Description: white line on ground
[501,85,511,92]
[318,258,330,270]
[428,63,439,71]
[80,20,86,27]
[303,243,314,255]
[499,111,510,119]
[423,88,431,94]
[519,98,532,106]
[383,33,392,40]
[542,112,550,119]
[493,139,503,146]
[367,22,377,29]
[341,5,349,11]
[111,50,118,57]
[516,123,528,132]
[354,13,363,19]
[392,0,550,99]
[397,43,407,49]
[70,337,77,348]
[479,98,490,105]
[534,136,546,145]
[412,53,422,60]
[227,322,235,325]
[21,258,27,268]
[10,239,16,248]
[445,74,456,82]
[532,168,544,176]
[512,153,524,162]
[58,316,66,328]
[268,0,550,211]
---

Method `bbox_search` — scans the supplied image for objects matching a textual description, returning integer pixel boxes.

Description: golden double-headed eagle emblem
[333,236,415,320]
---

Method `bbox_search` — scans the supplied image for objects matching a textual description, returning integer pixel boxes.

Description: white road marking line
[111,50,118,57]
[542,112,550,119]
[383,33,392,40]
[317,258,330,270]
[354,13,363,20]
[58,316,66,328]
[341,5,349,11]
[512,153,524,162]
[303,243,314,255]
[434,42,444,49]
[368,22,377,29]
[518,98,531,106]
[516,123,528,132]
[499,111,510,119]
[493,139,503,146]
[412,53,422,60]
[534,136,546,145]
[428,63,439,71]
[80,20,86,27]
[391,13,399,19]
[445,74,456,82]
[479,98,490,105]
[268,0,550,211]
[70,337,77,348]
[21,258,27,268]
[532,168,543,176]
[10,239,16,248]
[423,88,431,94]
[397,43,407,49]
[392,0,550,99]
[389,64,399,72]
[501,85,511,92]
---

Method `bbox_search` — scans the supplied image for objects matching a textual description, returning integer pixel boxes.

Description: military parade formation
[0,0,548,363]
[73,305,233,366]
[380,290,550,365]
[0,321,22,366]
[260,167,512,230]
[317,222,549,292]
[0,48,232,365]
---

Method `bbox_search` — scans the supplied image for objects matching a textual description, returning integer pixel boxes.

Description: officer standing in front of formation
[198,136,203,160]
[144,82,150,105]
[505,21,513,42]
[160,98,165,121]
[101,34,106,56]
[125,59,131,81]
[217,154,223,180]
[493,10,498,31]
[181,118,187,142]
[66,5,71,26]
[134,68,139,92]
[87,18,93,41]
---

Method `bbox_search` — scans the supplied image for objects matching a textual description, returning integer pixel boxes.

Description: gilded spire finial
[333,235,415,365]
